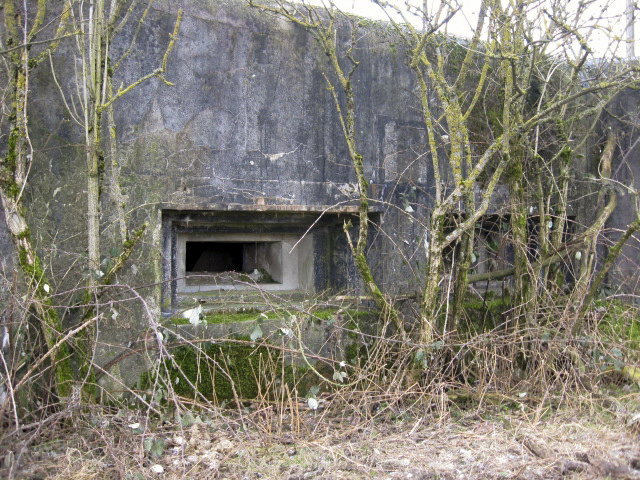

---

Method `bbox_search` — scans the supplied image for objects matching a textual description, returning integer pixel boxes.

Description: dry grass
[2,386,640,479]
[2,288,640,479]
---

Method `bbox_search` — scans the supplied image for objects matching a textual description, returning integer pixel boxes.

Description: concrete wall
[602,90,640,298]
[2,0,433,385]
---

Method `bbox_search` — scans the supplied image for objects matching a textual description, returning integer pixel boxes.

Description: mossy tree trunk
[494,0,540,330]
[0,0,75,401]
[249,0,406,340]
[568,129,619,331]
[508,157,533,327]
[381,0,512,344]
[49,0,182,397]
[543,120,573,293]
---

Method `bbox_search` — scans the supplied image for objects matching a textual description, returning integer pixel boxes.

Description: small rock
[150,464,164,474]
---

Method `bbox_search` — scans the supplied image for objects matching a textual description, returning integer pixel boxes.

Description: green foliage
[140,338,327,402]
[595,300,640,352]
[461,295,511,334]
[165,339,273,401]
[143,436,166,458]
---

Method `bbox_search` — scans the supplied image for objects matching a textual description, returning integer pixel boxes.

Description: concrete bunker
[161,206,376,313]
[178,233,302,292]
[184,240,280,279]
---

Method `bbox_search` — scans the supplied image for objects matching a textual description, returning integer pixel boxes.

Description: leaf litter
[3,393,640,480]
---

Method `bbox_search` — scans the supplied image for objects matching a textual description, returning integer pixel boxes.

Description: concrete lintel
[161,203,384,213]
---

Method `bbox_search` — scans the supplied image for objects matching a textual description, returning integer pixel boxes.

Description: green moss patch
[461,296,511,334]
[140,339,272,402]
[141,338,323,403]
[167,309,267,326]
[203,310,265,324]
[166,306,378,328]
[595,300,640,352]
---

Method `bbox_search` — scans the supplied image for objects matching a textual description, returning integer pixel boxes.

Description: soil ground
[2,391,640,479]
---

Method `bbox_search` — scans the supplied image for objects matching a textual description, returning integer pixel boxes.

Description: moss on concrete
[344,342,368,366]
[148,306,380,402]
[166,306,378,327]
[141,338,274,402]
[596,300,640,351]
[461,295,511,333]
[167,309,269,325]
[141,337,326,402]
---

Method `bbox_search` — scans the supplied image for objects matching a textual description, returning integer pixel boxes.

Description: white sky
[299,0,633,58]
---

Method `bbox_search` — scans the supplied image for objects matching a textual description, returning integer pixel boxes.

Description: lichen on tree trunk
[249,1,404,339]
[1,1,75,400]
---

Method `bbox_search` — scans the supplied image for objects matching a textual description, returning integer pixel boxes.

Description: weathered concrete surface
[602,90,640,298]
[11,0,431,387]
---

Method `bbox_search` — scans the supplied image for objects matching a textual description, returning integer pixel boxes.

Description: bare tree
[0,0,181,405]
[1,0,75,401]
[249,0,408,340]
[249,0,639,353]
[63,0,181,279]
[52,0,182,397]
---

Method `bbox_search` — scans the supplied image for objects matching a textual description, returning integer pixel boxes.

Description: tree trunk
[0,53,74,400]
